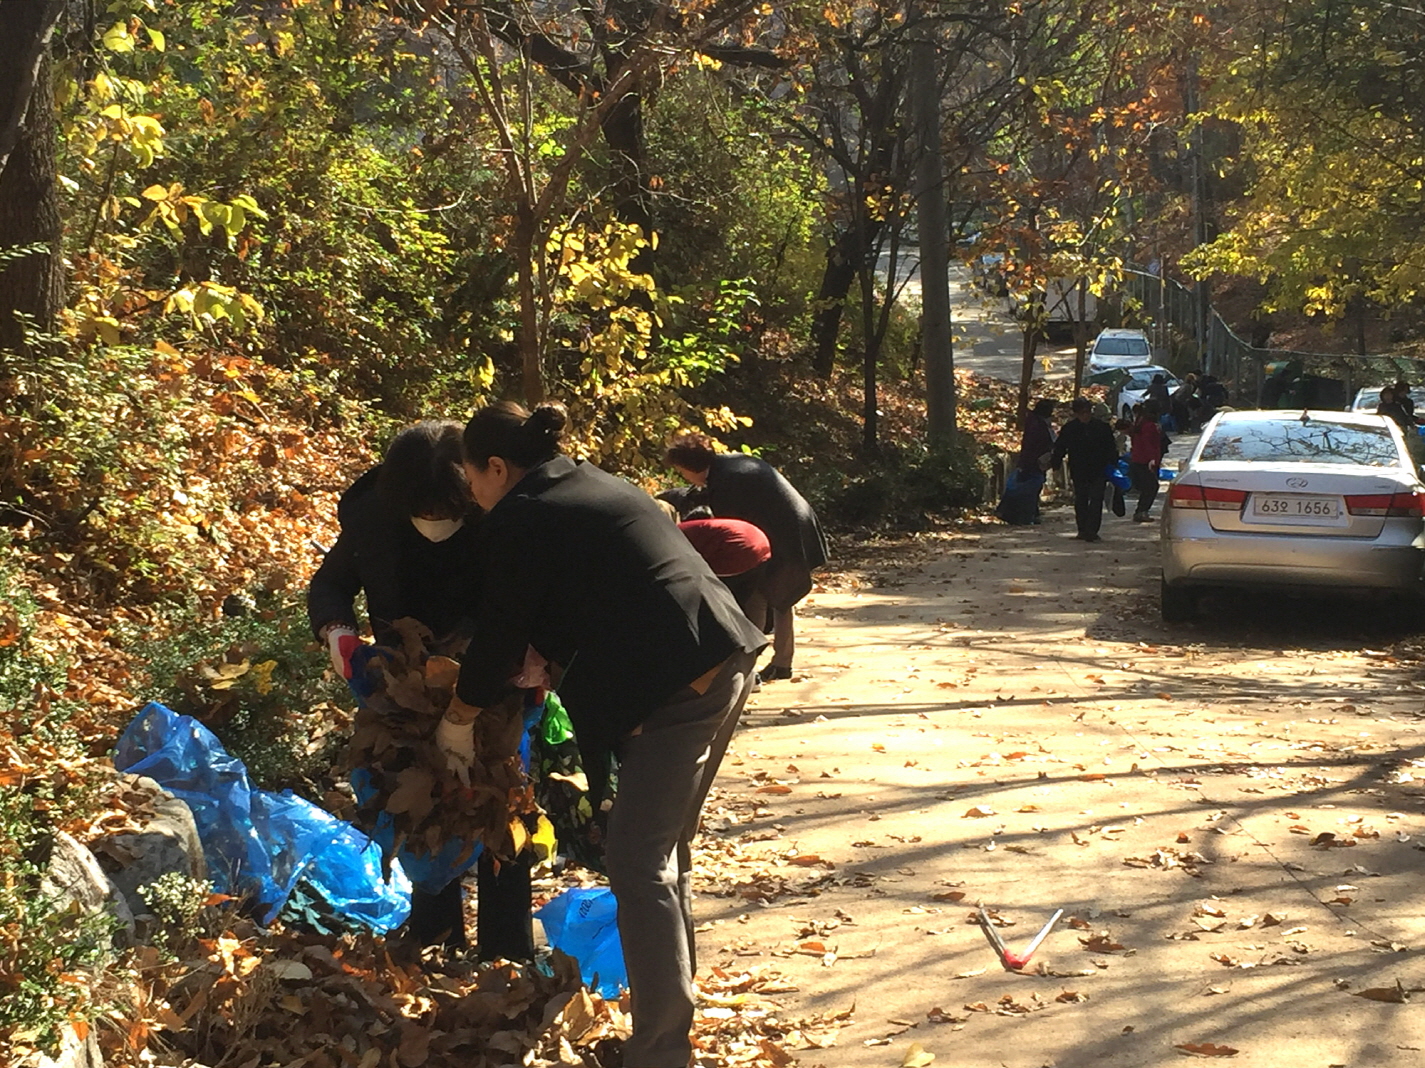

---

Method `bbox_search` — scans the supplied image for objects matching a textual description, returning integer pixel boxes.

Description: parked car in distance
[1160,409,1425,622]
[1349,386,1425,412]
[1087,328,1152,374]
[1116,365,1181,419]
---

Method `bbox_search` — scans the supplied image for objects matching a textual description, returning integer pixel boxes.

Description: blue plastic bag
[1106,458,1132,491]
[114,702,410,931]
[534,887,626,998]
[995,469,1044,526]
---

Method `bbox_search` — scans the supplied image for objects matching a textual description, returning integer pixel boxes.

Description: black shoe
[1083,534,1102,542]
[757,664,793,683]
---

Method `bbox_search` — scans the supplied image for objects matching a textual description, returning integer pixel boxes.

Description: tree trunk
[1071,280,1089,394]
[0,54,63,357]
[810,230,861,377]
[859,269,879,454]
[911,30,955,442]
[0,0,62,176]
[1016,322,1039,425]
[598,77,652,237]
[513,205,543,404]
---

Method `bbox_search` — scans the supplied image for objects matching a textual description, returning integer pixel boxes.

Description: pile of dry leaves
[347,619,535,863]
[95,921,832,1068]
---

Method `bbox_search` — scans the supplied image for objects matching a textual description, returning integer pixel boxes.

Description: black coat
[306,467,483,645]
[1050,418,1119,483]
[705,454,827,568]
[705,453,828,610]
[455,456,766,776]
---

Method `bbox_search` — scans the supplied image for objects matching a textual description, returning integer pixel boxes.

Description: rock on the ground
[27,1024,104,1068]
[40,830,136,940]
[89,773,207,924]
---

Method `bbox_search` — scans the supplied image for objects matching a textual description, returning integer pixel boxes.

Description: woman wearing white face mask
[308,420,533,957]
[309,421,479,660]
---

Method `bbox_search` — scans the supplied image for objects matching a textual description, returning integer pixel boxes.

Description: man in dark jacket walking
[1049,398,1120,542]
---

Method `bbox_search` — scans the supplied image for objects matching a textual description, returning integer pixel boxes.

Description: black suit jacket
[705,453,828,570]
[1050,418,1119,483]
[455,457,766,771]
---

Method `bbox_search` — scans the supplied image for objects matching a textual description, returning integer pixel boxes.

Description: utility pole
[911,23,956,442]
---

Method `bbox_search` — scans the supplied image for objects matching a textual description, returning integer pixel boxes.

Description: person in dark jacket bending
[440,402,765,1068]
[307,421,532,957]
[1049,398,1120,542]
[664,434,828,683]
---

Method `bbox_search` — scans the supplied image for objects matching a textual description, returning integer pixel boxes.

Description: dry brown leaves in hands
[347,618,535,864]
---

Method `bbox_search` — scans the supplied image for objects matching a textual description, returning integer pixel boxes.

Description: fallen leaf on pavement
[1055,990,1088,1003]
[963,806,996,818]
[787,854,831,867]
[902,1041,936,1067]
[1079,934,1126,952]
[1174,1042,1240,1057]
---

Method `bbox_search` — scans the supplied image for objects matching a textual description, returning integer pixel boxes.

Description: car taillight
[1344,492,1425,517]
[1167,483,1247,510]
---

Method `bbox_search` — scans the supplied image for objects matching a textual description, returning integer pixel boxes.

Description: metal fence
[1120,268,1425,410]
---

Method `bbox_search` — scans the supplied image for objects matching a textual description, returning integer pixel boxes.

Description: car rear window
[1125,371,1174,389]
[1200,419,1402,466]
[1094,337,1150,356]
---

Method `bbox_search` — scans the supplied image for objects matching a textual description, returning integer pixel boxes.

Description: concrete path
[692,505,1425,1068]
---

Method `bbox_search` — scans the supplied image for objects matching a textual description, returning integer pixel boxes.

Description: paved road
[880,251,1081,384]
[695,513,1425,1068]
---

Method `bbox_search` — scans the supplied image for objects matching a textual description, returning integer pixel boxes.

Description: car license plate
[1250,494,1341,520]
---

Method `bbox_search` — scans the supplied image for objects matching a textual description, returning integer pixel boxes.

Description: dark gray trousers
[604,649,757,1068]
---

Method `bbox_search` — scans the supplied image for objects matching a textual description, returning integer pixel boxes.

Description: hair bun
[526,402,568,439]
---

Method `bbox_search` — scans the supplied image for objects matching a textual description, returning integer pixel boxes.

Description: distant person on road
[1394,380,1416,421]
[1146,374,1171,419]
[667,434,828,684]
[1170,373,1198,432]
[997,399,1056,526]
[1120,401,1166,523]
[1095,401,1130,518]
[1199,375,1227,422]
[1049,398,1119,542]
[1378,386,1412,431]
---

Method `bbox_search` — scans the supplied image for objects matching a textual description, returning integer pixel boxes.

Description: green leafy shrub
[129,592,349,792]
[0,866,119,1056]
[0,535,68,715]
[829,440,992,529]
[138,871,217,958]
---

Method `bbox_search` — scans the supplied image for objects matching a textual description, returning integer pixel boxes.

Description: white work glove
[324,625,361,680]
[435,714,476,784]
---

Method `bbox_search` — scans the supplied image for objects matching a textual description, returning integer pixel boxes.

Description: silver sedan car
[1160,409,1425,621]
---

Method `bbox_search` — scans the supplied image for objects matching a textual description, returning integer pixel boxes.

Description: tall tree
[1186,1,1425,342]
[0,0,65,356]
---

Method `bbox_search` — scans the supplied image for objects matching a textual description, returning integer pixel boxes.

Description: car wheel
[1160,576,1196,623]
[1122,405,1132,420]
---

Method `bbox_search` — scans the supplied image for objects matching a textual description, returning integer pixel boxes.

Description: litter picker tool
[976,905,1064,971]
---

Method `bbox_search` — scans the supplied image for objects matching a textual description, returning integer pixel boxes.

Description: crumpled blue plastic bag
[534,886,626,998]
[1106,458,1133,490]
[114,702,410,931]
